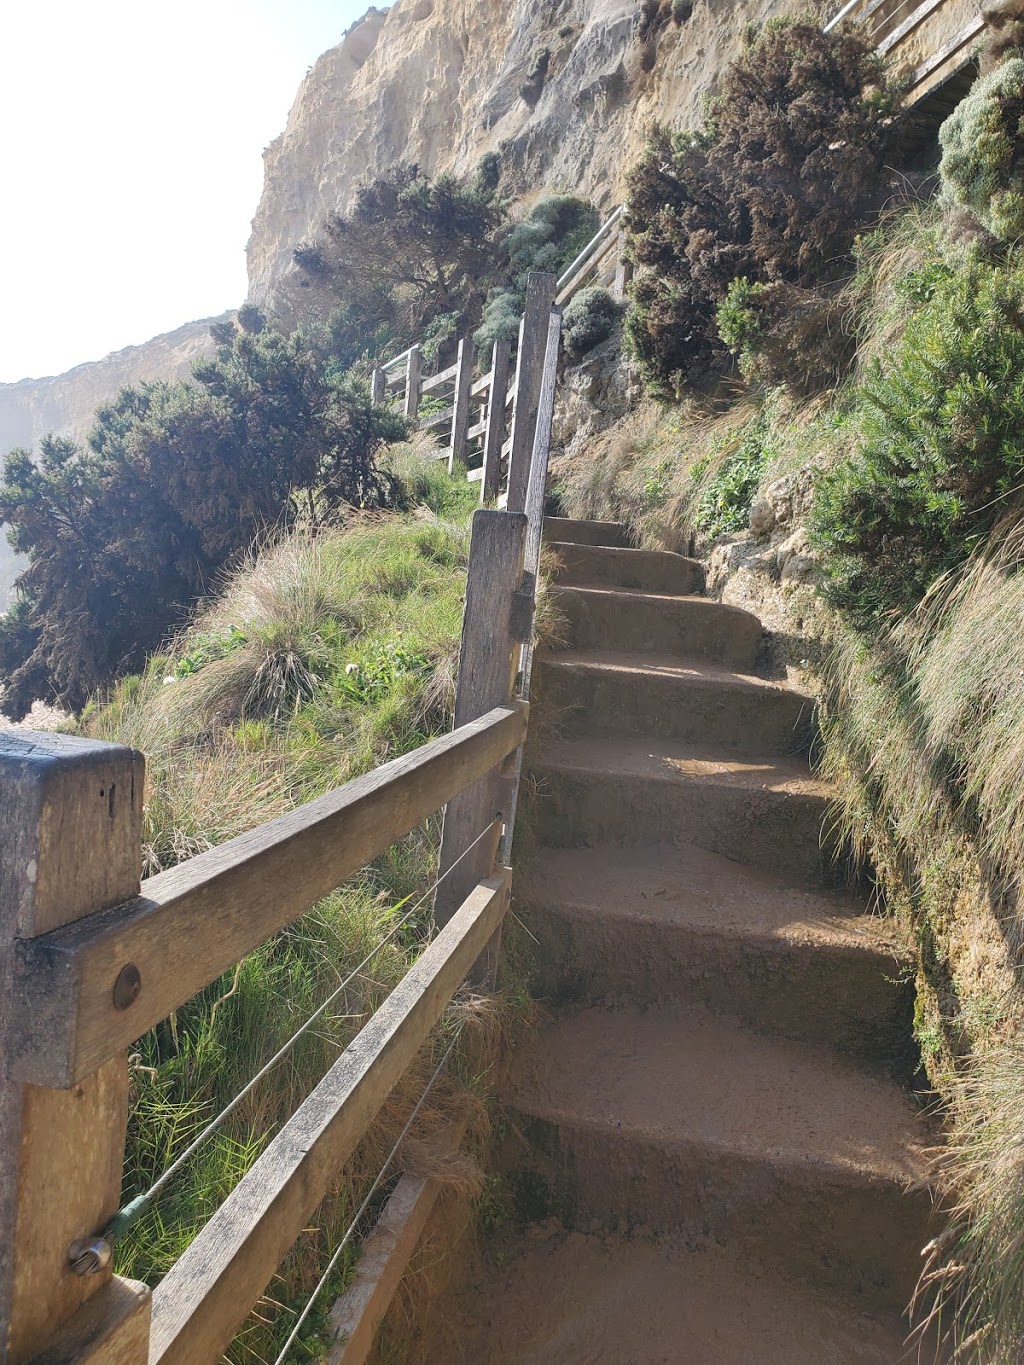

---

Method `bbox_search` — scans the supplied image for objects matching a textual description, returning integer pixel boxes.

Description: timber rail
[0,275,564,1364]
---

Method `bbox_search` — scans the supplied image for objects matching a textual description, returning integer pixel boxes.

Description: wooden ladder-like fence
[371,208,628,501]
[0,278,564,1364]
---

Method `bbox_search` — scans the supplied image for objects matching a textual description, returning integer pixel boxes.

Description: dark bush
[562,287,624,360]
[520,47,551,106]
[624,17,900,397]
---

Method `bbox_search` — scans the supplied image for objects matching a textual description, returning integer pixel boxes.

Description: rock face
[246,0,782,320]
[0,316,226,610]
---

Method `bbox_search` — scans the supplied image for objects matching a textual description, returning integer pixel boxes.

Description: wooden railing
[372,210,628,500]
[827,0,984,101]
[0,287,565,1363]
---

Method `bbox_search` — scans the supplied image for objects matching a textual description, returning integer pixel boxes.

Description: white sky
[0,0,374,383]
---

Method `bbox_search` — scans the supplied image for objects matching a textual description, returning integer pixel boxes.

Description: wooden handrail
[11,703,527,1089]
[149,869,513,1365]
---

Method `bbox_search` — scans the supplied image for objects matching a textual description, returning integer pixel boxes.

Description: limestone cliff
[246,0,783,319]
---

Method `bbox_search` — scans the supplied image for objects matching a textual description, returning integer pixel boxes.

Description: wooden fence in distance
[0,285,565,1363]
[372,207,628,501]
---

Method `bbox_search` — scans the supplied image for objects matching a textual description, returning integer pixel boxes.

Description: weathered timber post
[448,337,474,474]
[0,733,151,1362]
[481,339,512,505]
[403,346,422,421]
[613,233,634,300]
[370,368,386,406]
[506,272,557,514]
[433,512,528,971]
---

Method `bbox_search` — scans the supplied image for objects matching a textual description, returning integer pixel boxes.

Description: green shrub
[475,196,599,355]
[625,17,899,396]
[940,58,1024,243]
[717,276,855,395]
[809,253,1024,624]
[562,287,624,360]
[693,409,774,537]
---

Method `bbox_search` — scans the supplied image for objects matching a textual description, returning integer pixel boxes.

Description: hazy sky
[0,0,373,383]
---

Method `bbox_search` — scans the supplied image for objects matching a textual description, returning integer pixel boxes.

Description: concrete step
[433,1230,924,1364]
[505,1006,933,1311]
[546,541,704,595]
[517,844,913,1066]
[543,516,630,548]
[535,651,814,754]
[551,585,763,669]
[529,736,836,881]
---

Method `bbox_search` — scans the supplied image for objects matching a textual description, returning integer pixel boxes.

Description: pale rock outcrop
[246,0,783,320]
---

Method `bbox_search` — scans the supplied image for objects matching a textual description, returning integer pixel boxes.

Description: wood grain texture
[370,368,386,406]
[434,513,527,931]
[481,340,512,505]
[403,346,423,420]
[448,338,474,473]
[148,870,512,1365]
[0,734,146,1362]
[327,1116,470,1365]
[506,272,557,515]
[31,1276,151,1364]
[12,704,527,1089]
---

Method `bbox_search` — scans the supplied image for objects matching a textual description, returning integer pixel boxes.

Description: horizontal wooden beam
[470,367,494,399]
[877,0,943,52]
[420,361,458,396]
[30,1276,150,1364]
[417,404,455,433]
[148,870,513,1365]
[11,705,527,1088]
[906,13,983,88]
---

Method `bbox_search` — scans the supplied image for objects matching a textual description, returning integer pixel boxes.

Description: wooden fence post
[0,733,151,1363]
[404,347,422,421]
[448,338,474,474]
[481,339,512,505]
[434,512,528,953]
[613,234,634,299]
[370,368,386,406]
[506,272,557,515]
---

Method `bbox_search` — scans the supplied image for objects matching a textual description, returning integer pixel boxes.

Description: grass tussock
[78,454,535,1361]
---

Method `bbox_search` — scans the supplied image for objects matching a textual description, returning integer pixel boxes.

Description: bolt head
[113,964,142,1011]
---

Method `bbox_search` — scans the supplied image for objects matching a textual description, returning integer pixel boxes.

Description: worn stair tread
[546,540,704,593]
[541,649,812,704]
[550,583,764,668]
[543,516,630,548]
[535,734,831,799]
[517,843,883,943]
[511,1005,929,1188]
[439,1230,918,1365]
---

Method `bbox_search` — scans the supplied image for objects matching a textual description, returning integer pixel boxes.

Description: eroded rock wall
[246,0,785,320]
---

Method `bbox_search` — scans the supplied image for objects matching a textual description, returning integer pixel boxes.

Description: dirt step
[543,516,630,548]
[505,1006,933,1311]
[551,584,763,669]
[428,1229,922,1365]
[529,736,836,881]
[517,844,912,1065]
[546,541,704,595]
[535,651,814,754]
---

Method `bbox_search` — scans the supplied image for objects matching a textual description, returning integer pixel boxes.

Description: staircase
[453,519,937,1362]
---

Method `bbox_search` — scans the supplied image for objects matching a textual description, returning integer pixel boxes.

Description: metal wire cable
[271,1027,464,1365]
[104,822,497,1242]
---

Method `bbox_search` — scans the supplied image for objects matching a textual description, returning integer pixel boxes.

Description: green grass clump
[692,407,774,538]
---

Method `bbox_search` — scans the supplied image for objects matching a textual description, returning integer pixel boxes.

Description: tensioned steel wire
[271,1026,464,1365]
[103,819,499,1243]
